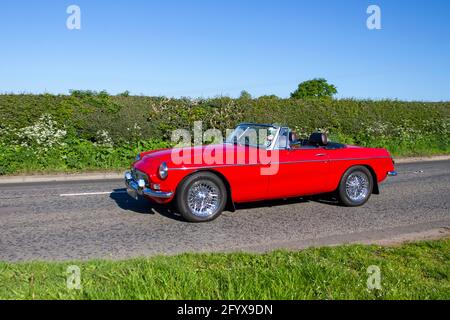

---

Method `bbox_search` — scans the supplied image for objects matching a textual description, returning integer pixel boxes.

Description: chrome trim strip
[328,156,391,162]
[169,163,270,171]
[272,159,328,165]
[168,156,392,171]
[142,189,174,199]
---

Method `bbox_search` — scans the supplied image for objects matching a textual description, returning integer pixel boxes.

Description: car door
[217,145,271,203]
[268,128,331,199]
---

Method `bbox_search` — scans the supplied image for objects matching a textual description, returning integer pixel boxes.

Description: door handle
[315,153,327,157]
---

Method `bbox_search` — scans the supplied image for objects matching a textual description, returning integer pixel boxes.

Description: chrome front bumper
[124,171,173,199]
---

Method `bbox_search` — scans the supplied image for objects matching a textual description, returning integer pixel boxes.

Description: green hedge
[0,94,449,174]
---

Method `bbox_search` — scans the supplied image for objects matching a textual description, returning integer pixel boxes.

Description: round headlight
[158,162,168,180]
[135,153,141,161]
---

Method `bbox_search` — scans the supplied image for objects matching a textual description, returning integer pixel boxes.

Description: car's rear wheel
[338,166,373,206]
[176,172,227,222]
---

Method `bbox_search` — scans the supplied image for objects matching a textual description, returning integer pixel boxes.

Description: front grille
[131,167,149,186]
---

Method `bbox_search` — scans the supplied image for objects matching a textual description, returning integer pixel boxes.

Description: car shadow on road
[234,193,341,210]
[234,197,309,210]
[307,193,343,206]
[110,188,186,222]
[111,189,343,222]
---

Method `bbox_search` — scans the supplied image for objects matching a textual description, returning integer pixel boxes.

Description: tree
[258,94,280,100]
[118,90,131,97]
[239,90,252,100]
[290,78,337,99]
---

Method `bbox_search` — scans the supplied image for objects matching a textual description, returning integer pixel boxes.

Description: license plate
[127,188,138,200]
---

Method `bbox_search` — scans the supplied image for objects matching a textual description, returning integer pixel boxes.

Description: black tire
[338,166,373,207]
[176,172,227,222]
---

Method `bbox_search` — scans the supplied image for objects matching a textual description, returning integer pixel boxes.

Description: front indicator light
[152,184,161,190]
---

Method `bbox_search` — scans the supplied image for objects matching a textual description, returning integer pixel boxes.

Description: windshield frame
[225,123,281,150]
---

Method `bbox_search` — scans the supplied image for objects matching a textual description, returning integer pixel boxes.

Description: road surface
[0,160,449,262]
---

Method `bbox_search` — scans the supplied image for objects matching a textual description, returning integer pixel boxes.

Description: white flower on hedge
[133,123,141,131]
[16,114,67,149]
[126,123,142,132]
[126,123,142,141]
[365,121,389,138]
[95,130,114,148]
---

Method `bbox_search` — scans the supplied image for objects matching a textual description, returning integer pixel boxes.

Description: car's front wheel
[338,166,373,206]
[176,172,227,222]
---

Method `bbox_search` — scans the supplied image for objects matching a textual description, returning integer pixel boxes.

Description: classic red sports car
[125,123,397,222]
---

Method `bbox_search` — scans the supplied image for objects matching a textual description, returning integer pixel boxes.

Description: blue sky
[0,0,449,100]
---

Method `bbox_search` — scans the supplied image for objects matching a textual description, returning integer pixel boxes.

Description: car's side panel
[136,144,272,204]
[134,143,394,205]
[326,147,394,191]
[268,148,331,198]
[162,165,271,203]
[211,166,271,202]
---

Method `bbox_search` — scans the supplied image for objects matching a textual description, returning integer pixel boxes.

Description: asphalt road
[0,160,449,262]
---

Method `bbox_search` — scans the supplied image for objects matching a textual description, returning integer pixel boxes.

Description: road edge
[0,172,124,184]
[393,155,450,164]
[0,155,449,184]
[229,222,450,254]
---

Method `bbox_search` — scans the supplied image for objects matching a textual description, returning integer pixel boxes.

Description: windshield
[226,124,279,149]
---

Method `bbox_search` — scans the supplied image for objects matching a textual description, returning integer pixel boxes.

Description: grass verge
[0,239,449,300]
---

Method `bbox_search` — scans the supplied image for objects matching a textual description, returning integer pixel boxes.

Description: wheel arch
[178,169,236,212]
[338,164,379,195]
[362,164,380,194]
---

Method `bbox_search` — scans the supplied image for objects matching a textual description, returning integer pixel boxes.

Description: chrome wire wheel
[345,172,370,202]
[187,180,220,217]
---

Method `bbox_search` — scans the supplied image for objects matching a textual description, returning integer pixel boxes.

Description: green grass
[1,239,449,300]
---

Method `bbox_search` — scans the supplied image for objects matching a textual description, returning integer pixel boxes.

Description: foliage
[291,78,338,99]
[0,239,449,300]
[118,90,131,97]
[0,94,448,174]
[239,90,252,100]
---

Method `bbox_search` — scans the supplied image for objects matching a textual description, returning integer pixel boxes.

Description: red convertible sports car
[125,123,397,222]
